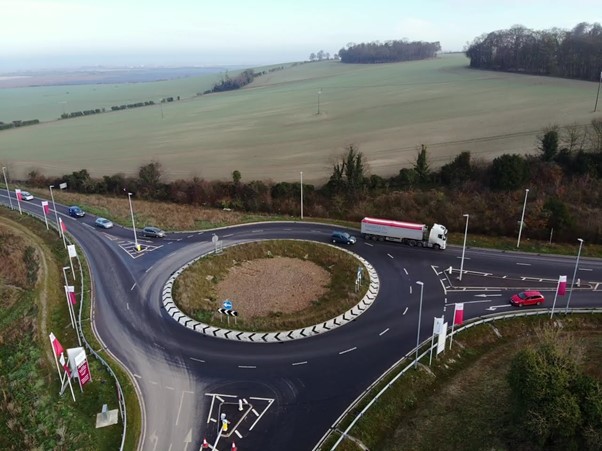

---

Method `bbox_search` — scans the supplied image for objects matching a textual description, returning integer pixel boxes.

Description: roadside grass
[323,316,602,451]
[172,240,369,332]
[0,209,138,450]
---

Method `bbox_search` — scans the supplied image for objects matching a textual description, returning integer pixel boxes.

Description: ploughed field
[0,54,598,183]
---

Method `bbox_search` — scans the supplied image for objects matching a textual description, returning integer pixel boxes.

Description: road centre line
[379,328,390,336]
[292,361,307,366]
[363,242,373,247]
[409,286,413,295]
[239,365,257,369]
[580,268,593,271]
[145,265,154,273]
[187,235,194,238]
[190,357,205,363]
[387,253,394,259]
[223,233,234,237]
[456,256,470,260]
[251,229,263,233]
[516,262,531,266]
[403,268,408,275]
[339,347,357,355]
[130,283,136,291]
[403,307,408,315]
[175,391,187,426]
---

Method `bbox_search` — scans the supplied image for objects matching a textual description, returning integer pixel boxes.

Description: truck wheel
[433,244,441,250]
[409,240,416,247]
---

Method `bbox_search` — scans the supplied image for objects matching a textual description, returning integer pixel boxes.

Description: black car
[142,226,165,238]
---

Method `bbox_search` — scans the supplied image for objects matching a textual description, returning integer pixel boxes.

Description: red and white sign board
[68,347,92,390]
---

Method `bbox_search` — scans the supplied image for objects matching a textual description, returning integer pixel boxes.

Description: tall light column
[127,192,139,251]
[300,171,304,220]
[2,167,14,210]
[565,238,584,313]
[49,184,61,237]
[415,281,424,369]
[459,213,469,281]
[517,188,529,248]
[317,89,322,115]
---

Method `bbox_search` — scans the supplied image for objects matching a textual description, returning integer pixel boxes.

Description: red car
[510,290,545,307]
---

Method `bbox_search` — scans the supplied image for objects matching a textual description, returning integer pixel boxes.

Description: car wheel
[518,303,524,307]
[536,301,541,306]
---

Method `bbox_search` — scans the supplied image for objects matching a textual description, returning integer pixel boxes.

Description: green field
[1,54,600,183]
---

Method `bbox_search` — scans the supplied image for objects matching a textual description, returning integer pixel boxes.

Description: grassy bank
[0,208,139,450]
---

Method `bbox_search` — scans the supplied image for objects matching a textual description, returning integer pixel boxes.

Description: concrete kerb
[161,239,380,342]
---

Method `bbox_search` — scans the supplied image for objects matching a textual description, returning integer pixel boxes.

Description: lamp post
[2,167,14,210]
[459,214,469,281]
[300,171,304,220]
[415,281,424,369]
[517,188,529,248]
[317,89,322,115]
[49,184,61,237]
[565,238,584,313]
[127,192,139,251]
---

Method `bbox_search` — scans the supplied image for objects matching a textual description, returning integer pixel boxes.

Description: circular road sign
[223,299,233,310]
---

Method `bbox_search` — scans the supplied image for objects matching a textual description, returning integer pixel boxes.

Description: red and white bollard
[231,442,237,451]
[202,437,209,449]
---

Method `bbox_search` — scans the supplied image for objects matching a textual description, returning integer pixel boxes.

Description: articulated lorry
[360,217,447,249]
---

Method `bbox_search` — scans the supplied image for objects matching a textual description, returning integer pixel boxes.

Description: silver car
[142,226,165,238]
[95,217,114,229]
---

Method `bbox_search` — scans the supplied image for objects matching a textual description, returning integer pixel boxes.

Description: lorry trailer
[360,217,447,249]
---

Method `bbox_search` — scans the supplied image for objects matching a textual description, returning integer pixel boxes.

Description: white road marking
[292,361,307,366]
[235,430,243,438]
[190,357,205,363]
[387,253,394,259]
[403,307,408,315]
[403,268,408,275]
[134,373,141,379]
[126,303,129,310]
[149,380,158,385]
[175,390,193,426]
[339,347,357,355]
[165,386,175,390]
[187,235,194,238]
[516,262,531,266]
[364,242,373,247]
[580,268,593,271]
[130,283,136,291]
[251,229,263,233]
[379,328,390,336]
[145,265,154,273]
[409,286,413,295]
[475,293,501,297]
[456,256,470,260]
[238,365,257,369]
[223,233,234,237]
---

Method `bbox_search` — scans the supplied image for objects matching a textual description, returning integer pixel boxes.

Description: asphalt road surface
[1,189,601,451]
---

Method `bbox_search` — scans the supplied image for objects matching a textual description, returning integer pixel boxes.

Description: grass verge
[0,208,140,450]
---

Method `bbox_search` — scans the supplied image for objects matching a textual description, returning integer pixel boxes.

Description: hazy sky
[1,0,600,71]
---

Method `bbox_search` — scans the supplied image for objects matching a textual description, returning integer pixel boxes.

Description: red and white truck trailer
[360,217,447,249]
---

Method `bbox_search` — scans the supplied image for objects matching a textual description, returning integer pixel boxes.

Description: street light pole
[2,166,14,210]
[517,188,529,248]
[317,89,322,115]
[49,184,61,237]
[415,281,424,369]
[300,171,304,220]
[459,214,469,281]
[565,238,584,313]
[127,192,139,251]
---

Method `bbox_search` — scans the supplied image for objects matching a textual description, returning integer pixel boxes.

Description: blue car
[331,231,357,245]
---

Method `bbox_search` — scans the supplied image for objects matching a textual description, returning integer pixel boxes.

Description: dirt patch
[215,257,330,318]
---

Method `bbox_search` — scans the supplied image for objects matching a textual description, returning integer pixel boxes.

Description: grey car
[95,217,113,229]
[142,226,165,238]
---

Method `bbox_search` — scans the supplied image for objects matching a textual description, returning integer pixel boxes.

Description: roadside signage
[223,299,233,310]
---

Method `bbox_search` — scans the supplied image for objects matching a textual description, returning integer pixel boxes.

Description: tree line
[466,22,602,81]
[20,119,602,244]
[338,40,441,64]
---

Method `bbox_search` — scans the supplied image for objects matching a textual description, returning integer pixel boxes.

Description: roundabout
[161,239,380,342]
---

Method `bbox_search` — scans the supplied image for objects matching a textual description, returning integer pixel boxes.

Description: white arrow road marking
[486,305,513,311]
[183,429,192,450]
